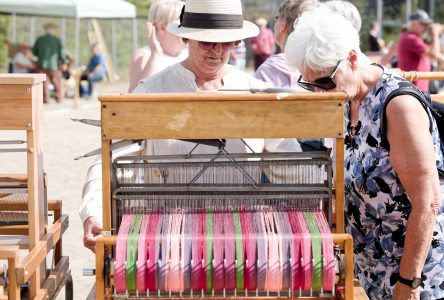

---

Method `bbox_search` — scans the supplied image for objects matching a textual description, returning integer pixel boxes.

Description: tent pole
[377,0,383,38]
[75,18,80,66]
[132,18,137,52]
[61,18,66,46]
[429,0,435,19]
[406,0,412,23]
[29,16,35,45]
[11,13,16,43]
[112,20,117,71]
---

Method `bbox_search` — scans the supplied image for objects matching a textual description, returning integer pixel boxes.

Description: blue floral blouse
[344,68,444,300]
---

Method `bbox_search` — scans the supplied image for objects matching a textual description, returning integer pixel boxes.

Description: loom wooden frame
[0,74,71,299]
[395,70,444,104]
[95,92,357,300]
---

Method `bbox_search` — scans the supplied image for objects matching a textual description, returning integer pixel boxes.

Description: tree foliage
[0,15,9,73]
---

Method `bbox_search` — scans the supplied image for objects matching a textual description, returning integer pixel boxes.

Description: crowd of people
[9,1,444,102]
[9,21,107,103]
[76,1,444,300]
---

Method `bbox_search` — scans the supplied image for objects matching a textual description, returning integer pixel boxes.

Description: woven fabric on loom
[113,208,335,295]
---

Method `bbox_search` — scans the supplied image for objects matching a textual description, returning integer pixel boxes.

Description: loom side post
[332,234,355,300]
[102,136,112,236]
[335,123,345,233]
[96,237,106,300]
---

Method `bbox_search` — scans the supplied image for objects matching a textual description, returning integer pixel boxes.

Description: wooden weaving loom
[0,74,72,299]
[94,92,366,300]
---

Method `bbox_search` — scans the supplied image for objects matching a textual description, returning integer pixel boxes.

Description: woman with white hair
[324,0,362,32]
[128,0,188,92]
[286,8,444,300]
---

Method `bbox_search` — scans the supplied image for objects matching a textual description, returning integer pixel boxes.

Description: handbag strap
[380,85,433,151]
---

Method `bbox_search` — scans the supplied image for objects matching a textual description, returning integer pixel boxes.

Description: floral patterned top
[344,67,444,299]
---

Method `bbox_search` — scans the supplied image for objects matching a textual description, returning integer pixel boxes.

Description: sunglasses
[198,41,240,51]
[297,60,343,92]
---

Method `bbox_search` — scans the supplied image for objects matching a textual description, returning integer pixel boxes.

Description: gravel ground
[1,81,128,299]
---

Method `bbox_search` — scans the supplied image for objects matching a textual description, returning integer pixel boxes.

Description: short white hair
[285,8,360,73]
[148,0,184,24]
[324,0,362,32]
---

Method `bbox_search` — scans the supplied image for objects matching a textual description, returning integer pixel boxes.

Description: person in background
[248,17,275,70]
[255,0,318,89]
[79,43,106,98]
[397,10,443,92]
[32,22,67,103]
[255,0,320,152]
[368,20,387,53]
[228,40,247,71]
[286,7,444,300]
[128,0,188,92]
[12,43,36,73]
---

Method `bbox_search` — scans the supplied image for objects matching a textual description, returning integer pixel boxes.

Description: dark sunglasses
[198,41,240,51]
[297,60,343,92]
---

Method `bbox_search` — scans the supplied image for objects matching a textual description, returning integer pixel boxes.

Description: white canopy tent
[0,0,136,19]
[0,0,137,69]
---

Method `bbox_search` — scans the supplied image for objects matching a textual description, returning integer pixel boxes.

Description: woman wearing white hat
[132,0,266,93]
[80,0,304,251]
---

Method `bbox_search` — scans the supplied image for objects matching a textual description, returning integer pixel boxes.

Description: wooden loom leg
[95,238,105,300]
[8,249,20,299]
[335,137,345,233]
[101,139,112,235]
[50,200,62,264]
[344,235,354,300]
[27,120,45,298]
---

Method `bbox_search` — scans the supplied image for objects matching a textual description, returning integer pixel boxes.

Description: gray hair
[278,0,319,34]
[324,0,362,32]
[285,8,360,73]
[148,0,184,24]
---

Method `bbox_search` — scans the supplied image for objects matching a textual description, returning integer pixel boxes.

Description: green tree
[0,16,10,73]
[125,0,152,17]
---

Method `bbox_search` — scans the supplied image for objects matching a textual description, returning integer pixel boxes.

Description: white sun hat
[167,0,259,43]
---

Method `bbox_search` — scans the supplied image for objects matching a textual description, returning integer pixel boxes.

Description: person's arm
[58,40,68,70]
[380,41,398,67]
[32,39,39,57]
[13,53,34,70]
[128,22,163,92]
[89,64,103,77]
[423,24,444,61]
[79,142,145,252]
[79,158,104,253]
[386,95,441,300]
[87,56,105,78]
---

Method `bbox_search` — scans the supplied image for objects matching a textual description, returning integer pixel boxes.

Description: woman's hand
[393,283,420,300]
[83,216,103,253]
[146,21,163,55]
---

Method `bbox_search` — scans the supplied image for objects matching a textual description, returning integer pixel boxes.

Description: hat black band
[180,12,243,29]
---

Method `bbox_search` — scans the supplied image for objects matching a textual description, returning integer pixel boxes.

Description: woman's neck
[350,63,383,104]
[182,59,229,90]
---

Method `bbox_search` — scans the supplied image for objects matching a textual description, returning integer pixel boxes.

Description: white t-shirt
[79,63,302,224]
[13,52,33,73]
[133,62,267,93]
[133,46,188,78]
